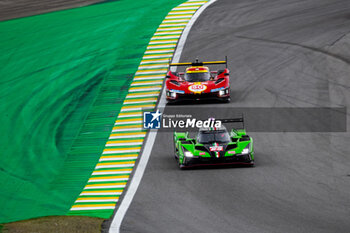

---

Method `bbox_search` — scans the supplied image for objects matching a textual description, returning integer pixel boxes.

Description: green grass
[0,0,185,223]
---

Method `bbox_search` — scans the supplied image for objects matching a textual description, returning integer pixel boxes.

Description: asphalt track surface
[121,1,350,233]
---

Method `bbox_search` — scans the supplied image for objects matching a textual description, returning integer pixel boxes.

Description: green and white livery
[173,117,254,169]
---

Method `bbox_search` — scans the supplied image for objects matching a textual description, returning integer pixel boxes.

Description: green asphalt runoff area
[0,0,185,224]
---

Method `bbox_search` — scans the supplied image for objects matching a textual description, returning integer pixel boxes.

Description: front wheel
[248,161,255,167]
[222,97,231,103]
[166,98,176,105]
[173,139,179,159]
[177,154,185,169]
[178,159,186,170]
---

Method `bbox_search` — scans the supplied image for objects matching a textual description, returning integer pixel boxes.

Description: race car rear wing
[170,56,228,68]
[215,115,245,129]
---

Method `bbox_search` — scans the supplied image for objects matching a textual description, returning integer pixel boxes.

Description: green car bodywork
[173,127,254,169]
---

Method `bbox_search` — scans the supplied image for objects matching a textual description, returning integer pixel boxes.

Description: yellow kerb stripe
[141,58,170,62]
[169,10,195,13]
[113,125,142,129]
[143,53,173,56]
[134,74,164,78]
[81,191,122,194]
[89,175,129,180]
[86,182,128,187]
[77,197,120,201]
[155,30,182,34]
[175,5,201,8]
[103,149,140,154]
[100,154,138,159]
[115,118,142,123]
[121,104,155,108]
[118,111,143,116]
[137,68,167,72]
[182,1,206,4]
[125,97,157,101]
[147,40,177,43]
[147,43,177,47]
[72,204,116,208]
[93,169,133,173]
[166,14,193,17]
[106,139,143,144]
[110,132,146,137]
[129,86,161,90]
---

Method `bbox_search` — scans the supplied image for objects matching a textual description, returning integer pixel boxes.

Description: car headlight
[184,151,194,157]
[241,148,249,154]
[167,90,178,98]
[241,143,251,155]
[166,89,185,98]
[218,88,229,96]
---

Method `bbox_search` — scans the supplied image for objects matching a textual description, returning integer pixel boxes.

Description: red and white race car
[165,58,230,103]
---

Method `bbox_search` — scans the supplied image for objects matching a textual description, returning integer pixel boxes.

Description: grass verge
[0,216,104,233]
[0,0,184,223]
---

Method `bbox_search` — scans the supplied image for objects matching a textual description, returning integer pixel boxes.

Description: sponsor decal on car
[170,89,185,94]
[209,146,223,152]
[210,142,222,158]
[188,82,207,93]
[210,87,225,92]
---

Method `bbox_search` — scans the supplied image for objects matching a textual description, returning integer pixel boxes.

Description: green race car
[173,118,254,169]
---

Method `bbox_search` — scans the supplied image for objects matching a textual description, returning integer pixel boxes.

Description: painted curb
[69,0,210,218]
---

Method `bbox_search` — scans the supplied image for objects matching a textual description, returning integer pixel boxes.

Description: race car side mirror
[166,75,171,79]
[224,73,229,75]
[217,70,225,76]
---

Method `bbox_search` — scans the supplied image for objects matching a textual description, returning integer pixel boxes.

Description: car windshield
[197,130,230,144]
[184,72,210,82]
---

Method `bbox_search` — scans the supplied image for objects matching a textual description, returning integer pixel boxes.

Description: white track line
[108,1,217,232]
